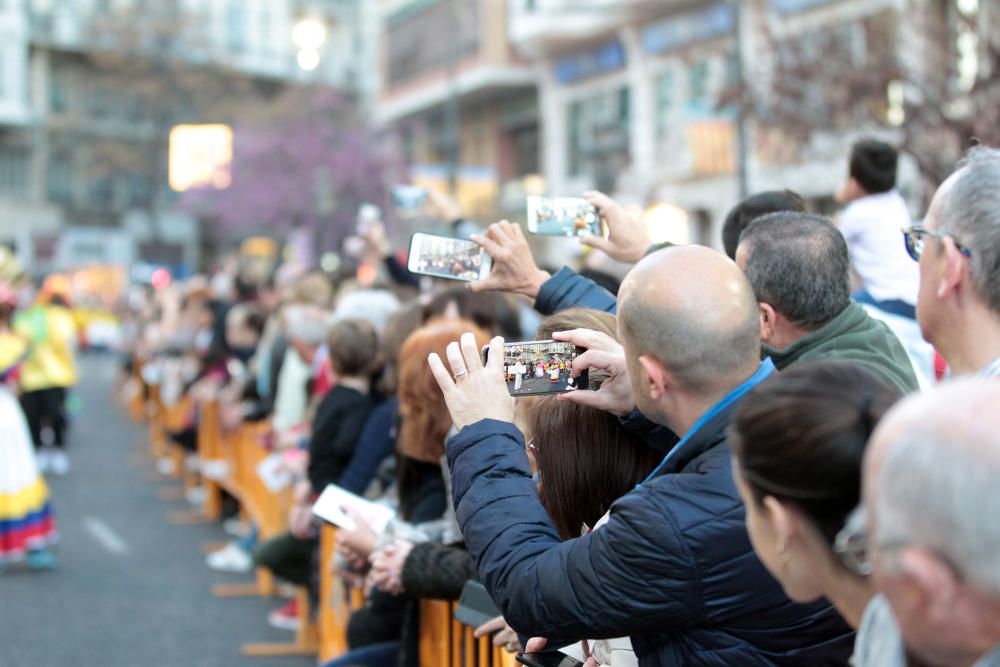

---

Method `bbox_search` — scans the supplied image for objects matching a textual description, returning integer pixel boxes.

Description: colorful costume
[0,330,57,564]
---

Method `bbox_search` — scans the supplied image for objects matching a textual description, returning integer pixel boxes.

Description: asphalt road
[0,356,315,667]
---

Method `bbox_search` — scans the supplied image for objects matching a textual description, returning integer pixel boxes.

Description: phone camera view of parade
[502,341,579,395]
[527,196,601,237]
[410,235,484,281]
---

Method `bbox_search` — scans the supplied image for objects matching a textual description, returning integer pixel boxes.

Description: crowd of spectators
[119,142,1000,667]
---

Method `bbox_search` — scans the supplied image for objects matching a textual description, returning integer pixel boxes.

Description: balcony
[507,0,685,56]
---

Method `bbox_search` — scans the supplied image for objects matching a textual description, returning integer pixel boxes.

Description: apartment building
[375,0,539,217]
[509,0,991,249]
[0,0,373,276]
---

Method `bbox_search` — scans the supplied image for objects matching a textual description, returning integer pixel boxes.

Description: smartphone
[526,196,601,237]
[407,232,492,282]
[484,340,587,396]
[392,184,428,209]
[453,580,502,628]
[516,653,585,667]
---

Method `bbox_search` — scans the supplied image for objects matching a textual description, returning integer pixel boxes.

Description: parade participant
[0,253,58,571]
[14,276,79,475]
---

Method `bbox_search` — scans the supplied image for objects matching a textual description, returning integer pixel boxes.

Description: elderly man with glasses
[849,378,1000,667]
[904,145,1000,378]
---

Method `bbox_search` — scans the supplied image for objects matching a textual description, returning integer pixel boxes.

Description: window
[49,67,68,113]
[0,147,29,195]
[47,153,73,204]
[687,60,710,107]
[655,70,676,138]
[386,0,480,86]
[567,86,630,179]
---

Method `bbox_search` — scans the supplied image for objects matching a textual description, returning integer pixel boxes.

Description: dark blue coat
[447,362,854,666]
[536,267,617,315]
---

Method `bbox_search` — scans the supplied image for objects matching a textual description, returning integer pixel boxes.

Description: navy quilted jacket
[447,362,854,666]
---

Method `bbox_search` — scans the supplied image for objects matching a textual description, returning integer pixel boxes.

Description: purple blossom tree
[184,86,404,260]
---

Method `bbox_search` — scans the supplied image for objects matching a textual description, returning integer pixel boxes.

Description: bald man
[853,380,1000,667]
[430,247,853,666]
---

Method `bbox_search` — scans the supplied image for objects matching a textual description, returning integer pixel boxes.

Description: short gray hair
[739,212,851,329]
[284,304,328,347]
[873,415,1000,593]
[936,145,1000,315]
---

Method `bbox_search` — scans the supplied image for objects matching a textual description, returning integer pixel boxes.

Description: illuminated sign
[168,124,233,192]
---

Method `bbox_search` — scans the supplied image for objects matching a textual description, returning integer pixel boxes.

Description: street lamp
[292,17,327,71]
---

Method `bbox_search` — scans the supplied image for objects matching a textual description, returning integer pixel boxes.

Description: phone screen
[485,340,587,397]
[407,233,491,282]
[516,653,585,667]
[526,196,601,237]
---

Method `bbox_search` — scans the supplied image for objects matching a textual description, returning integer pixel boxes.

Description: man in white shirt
[836,140,920,318]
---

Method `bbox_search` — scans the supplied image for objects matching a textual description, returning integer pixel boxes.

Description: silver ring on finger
[454,369,469,380]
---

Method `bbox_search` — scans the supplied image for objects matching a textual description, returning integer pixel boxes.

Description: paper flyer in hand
[311,484,396,533]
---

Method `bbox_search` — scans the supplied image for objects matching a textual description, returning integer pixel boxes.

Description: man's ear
[638,355,670,401]
[758,303,777,344]
[897,546,960,625]
[936,238,968,301]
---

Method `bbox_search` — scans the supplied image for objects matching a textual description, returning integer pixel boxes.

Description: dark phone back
[453,580,502,628]
[516,652,585,667]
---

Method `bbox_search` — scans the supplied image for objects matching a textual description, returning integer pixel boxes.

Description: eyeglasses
[834,506,874,576]
[902,225,972,262]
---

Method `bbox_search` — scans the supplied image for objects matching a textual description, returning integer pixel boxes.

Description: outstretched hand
[468,221,551,299]
[553,328,636,418]
[581,191,652,264]
[428,333,515,430]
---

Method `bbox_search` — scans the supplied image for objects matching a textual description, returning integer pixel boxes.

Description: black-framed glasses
[902,225,972,262]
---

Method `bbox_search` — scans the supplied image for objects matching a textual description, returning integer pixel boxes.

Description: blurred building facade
[0,0,374,278]
[375,0,540,218]
[508,0,993,249]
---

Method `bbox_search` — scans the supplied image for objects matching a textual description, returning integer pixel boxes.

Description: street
[0,356,313,667]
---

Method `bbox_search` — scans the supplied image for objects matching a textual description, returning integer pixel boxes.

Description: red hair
[397,320,489,463]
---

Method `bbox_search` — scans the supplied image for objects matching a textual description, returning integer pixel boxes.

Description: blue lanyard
[637,358,776,487]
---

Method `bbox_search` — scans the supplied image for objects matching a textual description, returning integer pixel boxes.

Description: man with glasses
[852,379,1000,667]
[906,145,1000,378]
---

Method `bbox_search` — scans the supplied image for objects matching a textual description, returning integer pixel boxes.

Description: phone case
[453,580,502,628]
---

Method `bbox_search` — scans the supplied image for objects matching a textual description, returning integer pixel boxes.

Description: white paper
[311,484,396,533]
[256,453,291,492]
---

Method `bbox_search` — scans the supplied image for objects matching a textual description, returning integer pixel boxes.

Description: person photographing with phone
[428,246,853,666]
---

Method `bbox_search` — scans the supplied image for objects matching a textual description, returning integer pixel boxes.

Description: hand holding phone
[484,340,587,397]
[407,233,492,282]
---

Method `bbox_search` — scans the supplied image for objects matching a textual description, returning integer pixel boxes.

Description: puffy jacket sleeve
[401,542,477,601]
[447,419,701,643]
[535,267,617,316]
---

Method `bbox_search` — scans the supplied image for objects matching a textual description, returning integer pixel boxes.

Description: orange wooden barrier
[195,400,224,521]
[318,523,359,662]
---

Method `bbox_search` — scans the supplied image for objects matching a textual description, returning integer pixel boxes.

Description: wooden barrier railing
[132,380,523,667]
[418,599,521,667]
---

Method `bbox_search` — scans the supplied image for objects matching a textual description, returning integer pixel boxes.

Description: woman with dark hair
[528,308,661,540]
[729,360,899,631]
